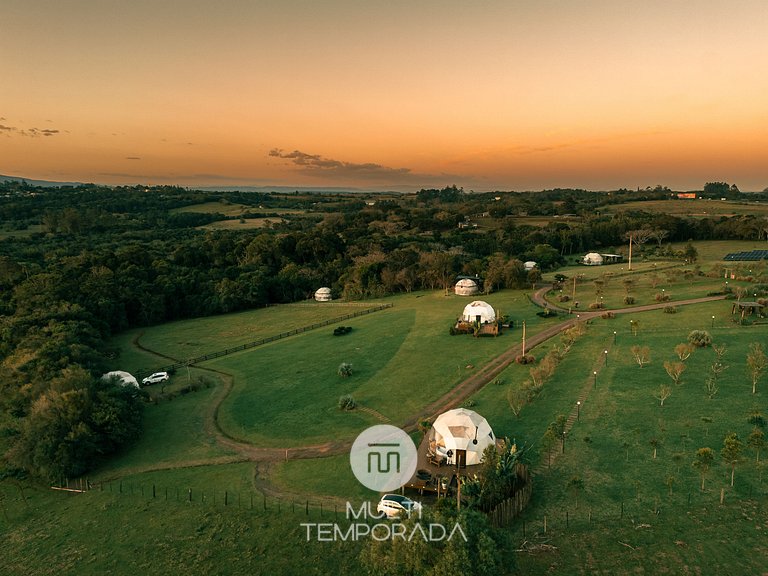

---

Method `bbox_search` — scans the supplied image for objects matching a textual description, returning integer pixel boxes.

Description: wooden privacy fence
[138,303,392,378]
[488,465,534,528]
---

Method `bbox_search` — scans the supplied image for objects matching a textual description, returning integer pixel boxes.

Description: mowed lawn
[203,290,559,447]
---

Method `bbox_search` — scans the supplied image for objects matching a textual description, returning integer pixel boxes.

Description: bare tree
[747,342,768,394]
[650,229,669,247]
[712,343,727,362]
[674,343,694,361]
[506,386,526,417]
[631,345,651,367]
[664,361,686,385]
[654,384,672,407]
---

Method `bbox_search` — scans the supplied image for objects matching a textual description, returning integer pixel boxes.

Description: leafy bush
[655,293,671,302]
[688,330,712,348]
[663,306,677,314]
[333,326,352,336]
[338,394,356,410]
[557,294,571,302]
[623,296,635,305]
[588,302,605,310]
[515,354,535,365]
[601,311,615,319]
[337,362,353,377]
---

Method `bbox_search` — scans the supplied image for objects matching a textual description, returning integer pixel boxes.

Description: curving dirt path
[121,293,727,493]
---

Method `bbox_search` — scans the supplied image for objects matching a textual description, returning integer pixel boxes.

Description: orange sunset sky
[2,0,768,191]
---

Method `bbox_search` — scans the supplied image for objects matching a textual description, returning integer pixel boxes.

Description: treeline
[0,182,766,480]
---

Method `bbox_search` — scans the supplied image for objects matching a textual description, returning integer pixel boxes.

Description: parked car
[376,494,422,519]
[142,372,170,386]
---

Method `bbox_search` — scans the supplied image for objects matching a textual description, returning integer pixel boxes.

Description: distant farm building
[677,193,697,199]
[102,371,139,389]
[314,287,332,302]
[723,250,768,262]
[582,252,623,265]
[454,276,481,296]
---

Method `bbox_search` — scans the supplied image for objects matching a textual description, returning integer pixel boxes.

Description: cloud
[268,148,425,181]
[0,121,62,138]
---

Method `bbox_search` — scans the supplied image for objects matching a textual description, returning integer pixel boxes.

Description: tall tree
[693,447,715,491]
[747,342,767,395]
[720,432,744,487]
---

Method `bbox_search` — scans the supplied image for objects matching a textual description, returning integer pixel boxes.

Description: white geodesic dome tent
[454,277,480,296]
[461,300,496,324]
[102,370,139,389]
[524,261,538,271]
[429,408,496,466]
[314,287,332,301]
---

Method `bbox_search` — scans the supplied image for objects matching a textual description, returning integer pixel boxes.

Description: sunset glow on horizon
[2,0,768,191]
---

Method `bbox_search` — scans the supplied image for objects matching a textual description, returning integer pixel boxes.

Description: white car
[376,494,422,519]
[142,372,170,386]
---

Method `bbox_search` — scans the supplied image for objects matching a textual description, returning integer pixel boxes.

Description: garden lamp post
[576,401,581,422]
[613,330,617,343]
[711,315,715,328]
[593,370,597,388]
[604,349,609,366]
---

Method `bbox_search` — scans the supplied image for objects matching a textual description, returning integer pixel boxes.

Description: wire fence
[138,303,393,379]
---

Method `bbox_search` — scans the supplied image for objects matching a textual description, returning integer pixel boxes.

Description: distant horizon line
[1,173,761,195]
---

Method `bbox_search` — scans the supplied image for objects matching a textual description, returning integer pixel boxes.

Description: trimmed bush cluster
[333,326,353,336]
[655,292,671,302]
[515,354,536,365]
[338,394,356,410]
[663,306,677,314]
[337,362,353,377]
[588,302,605,310]
[688,330,712,347]
[623,296,635,305]
[601,311,615,319]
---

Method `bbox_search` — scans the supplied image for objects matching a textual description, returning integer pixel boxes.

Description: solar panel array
[723,250,768,261]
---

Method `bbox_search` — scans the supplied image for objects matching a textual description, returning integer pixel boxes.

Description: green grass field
[3,240,768,575]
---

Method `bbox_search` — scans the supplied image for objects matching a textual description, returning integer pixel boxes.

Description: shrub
[688,330,712,348]
[338,394,356,410]
[515,354,536,365]
[654,293,671,302]
[557,294,571,302]
[338,362,353,377]
[623,296,635,305]
[663,306,677,314]
[333,326,353,336]
[588,302,605,310]
[601,311,615,319]
[536,308,556,318]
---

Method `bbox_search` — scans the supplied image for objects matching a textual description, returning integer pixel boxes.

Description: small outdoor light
[576,401,581,421]
[593,370,597,387]
[711,315,715,328]
[613,330,617,343]
[604,349,609,366]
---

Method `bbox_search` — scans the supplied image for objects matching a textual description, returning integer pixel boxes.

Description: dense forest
[1,181,766,480]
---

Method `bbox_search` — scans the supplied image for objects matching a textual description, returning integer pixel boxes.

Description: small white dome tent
[314,287,332,302]
[102,370,139,389]
[454,277,480,296]
[524,261,537,271]
[583,252,604,266]
[429,408,496,466]
[461,300,496,324]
